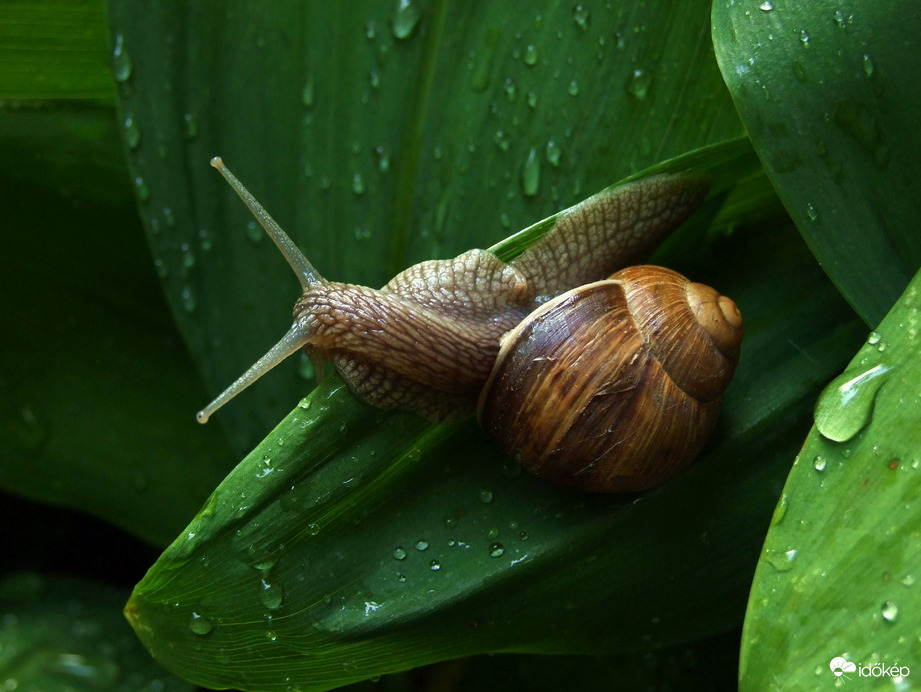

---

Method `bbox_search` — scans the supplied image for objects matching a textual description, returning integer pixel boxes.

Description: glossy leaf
[0,138,234,547]
[0,0,114,100]
[0,573,193,692]
[106,0,745,455]
[125,149,866,691]
[712,0,921,326]
[740,267,921,690]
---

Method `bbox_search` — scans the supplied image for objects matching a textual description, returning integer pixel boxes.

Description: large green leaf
[107,0,745,455]
[125,149,866,691]
[712,0,921,326]
[0,573,193,691]
[0,140,234,547]
[0,0,114,101]
[739,267,921,690]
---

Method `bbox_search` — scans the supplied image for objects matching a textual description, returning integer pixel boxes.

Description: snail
[197,157,743,493]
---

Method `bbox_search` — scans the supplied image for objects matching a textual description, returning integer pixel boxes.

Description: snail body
[198,158,743,493]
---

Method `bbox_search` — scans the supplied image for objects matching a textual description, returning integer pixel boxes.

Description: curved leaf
[0,171,234,547]
[107,0,745,454]
[712,0,921,326]
[740,267,921,690]
[125,151,865,691]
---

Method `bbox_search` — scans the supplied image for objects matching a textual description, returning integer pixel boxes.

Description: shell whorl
[477,266,743,493]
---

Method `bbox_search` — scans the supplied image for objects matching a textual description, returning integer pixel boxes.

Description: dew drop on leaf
[259,579,284,610]
[521,148,540,197]
[814,364,891,442]
[112,34,133,82]
[881,600,899,623]
[124,113,140,148]
[391,0,421,40]
[189,612,213,635]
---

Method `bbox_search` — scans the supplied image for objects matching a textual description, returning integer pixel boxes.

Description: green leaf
[0,572,193,691]
[106,0,745,454]
[0,169,234,547]
[125,149,865,691]
[0,0,114,101]
[740,267,921,691]
[712,0,921,326]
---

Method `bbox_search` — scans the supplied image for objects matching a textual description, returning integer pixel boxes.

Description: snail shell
[478,265,743,493]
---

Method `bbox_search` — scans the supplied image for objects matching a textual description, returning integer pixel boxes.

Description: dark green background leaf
[0,105,235,546]
[0,573,193,691]
[712,0,921,326]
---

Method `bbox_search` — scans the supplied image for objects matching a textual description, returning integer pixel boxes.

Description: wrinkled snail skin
[198,158,743,492]
[477,266,743,493]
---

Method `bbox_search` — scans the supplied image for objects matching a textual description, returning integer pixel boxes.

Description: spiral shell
[477,265,743,493]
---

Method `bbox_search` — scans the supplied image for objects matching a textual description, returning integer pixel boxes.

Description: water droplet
[523,44,539,66]
[443,516,457,529]
[518,530,529,541]
[391,0,421,40]
[112,34,133,82]
[478,489,494,504]
[572,5,590,30]
[133,175,150,202]
[301,77,315,107]
[489,542,505,558]
[792,61,806,82]
[545,139,562,167]
[759,1,773,10]
[805,202,819,221]
[521,148,540,197]
[414,539,429,551]
[861,54,874,77]
[180,242,196,275]
[881,600,899,622]
[494,130,510,152]
[771,494,789,526]
[567,80,580,97]
[393,547,407,560]
[183,112,199,140]
[526,91,538,108]
[833,10,851,28]
[429,560,441,571]
[901,574,916,587]
[265,630,277,642]
[352,172,365,195]
[124,113,140,148]
[307,522,320,536]
[189,612,213,635]
[259,579,284,610]
[626,68,651,100]
[374,145,390,172]
[799,29,811,47]
[764,548,798,572]
[180,284,196,313]
[867,331,881,345]
[815,363,891,442]
[813,455,827,472]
